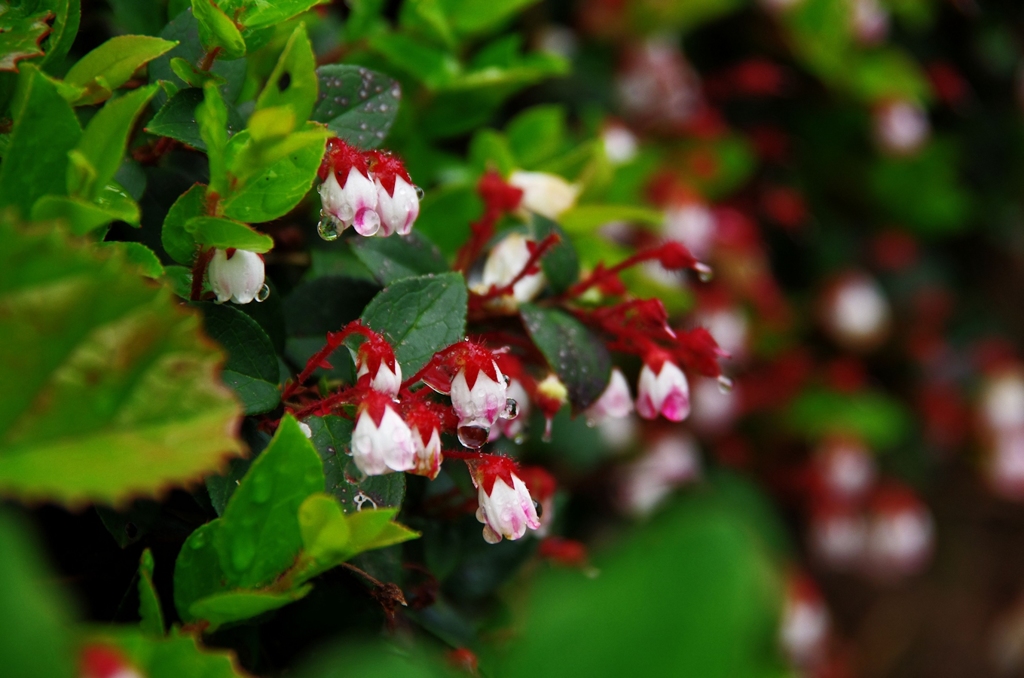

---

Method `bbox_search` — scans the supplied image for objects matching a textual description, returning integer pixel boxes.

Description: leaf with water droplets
[214,415,324,589]
[520,303,611,412]
[0,218,244,507]
[361,272,468,375]
[350,231,448,286]
[311,64,400,149]
[197,302,280,415]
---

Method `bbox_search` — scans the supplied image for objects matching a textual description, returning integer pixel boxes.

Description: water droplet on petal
[255,284,270,302]
[414,185,425,200]
[457,424,490,449]
[696,262,714,283]
[717,374,734,394]
[318,220,340,241]
[500,398,519,420]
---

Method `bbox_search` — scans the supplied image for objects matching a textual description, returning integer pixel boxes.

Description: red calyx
[467,454,519,495]
[675,327,726,377]
[357,331,397,378]
[318,137,369,186]
[656,241,699,270]
[358,390,395,427]
[478,170,523,212]
[80,644,133,678]
[365,150,412,196]
[403,400,442,444]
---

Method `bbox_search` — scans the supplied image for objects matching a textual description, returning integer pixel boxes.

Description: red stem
[468,233,561,312]
[190,247,214,301]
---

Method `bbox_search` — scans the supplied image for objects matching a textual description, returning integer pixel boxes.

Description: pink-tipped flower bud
[466,455,541,544]
[585,368,634,425]
[366,150,419,236]
[351,391,416,476]
[355,331,402,396]
[404,401,443,480]
[636,351,690,421]
[209,248,265,304]
[318,137,380,236]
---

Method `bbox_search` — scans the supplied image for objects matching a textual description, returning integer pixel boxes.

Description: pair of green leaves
[190,0,327,61]
[173,416,418,631]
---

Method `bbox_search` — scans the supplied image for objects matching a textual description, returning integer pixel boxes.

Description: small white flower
[602,124,638,165]
[476,233,546,305]
[636,357,690,422]
[450,361,508,430]
[469,458,541,544]
[357,359,402,397]
[208,249,265,304]
[319,168,381,236]
[875,100,929,155]
[375,174,419,236]
[351,395,416,476]
[508,170,579,220]
[585,368,634,424]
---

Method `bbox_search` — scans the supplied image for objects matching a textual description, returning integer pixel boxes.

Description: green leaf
[41,0,80,70]
[221,126,326,223]
[361,272,468,375]
[146,87,244,151]
[298,492,351,564]
[197,82,229,194]
[0,509,77,678]
[174,522,227,620]
[184,216,274,252]
[305,415,406,514]
[529,215,577,295]
[551,204,665,234]
[0,219,244,507]
[520,303,611,411]
[255,23,317,126]
[31,190,140,236]
[70,85,158,200]
[345,507,418,553]
[96,242,164,278]
[399,0,455,48]
[0,64,81,214]
[85,627,247,677]
[214,415,323,588]
[150,7,246,104]
[219,0,324,30]
[437,0,540,35]
[138,548,165,636]
[350,232,448,285]
[367,32,459,89]
[312,64,401,149]
[169,55,225,88]
[64,35,177,105]
[191,0,245,59]
[0,3,52,71]
[197,302,280,414]
[188,587,311,631]
[506,104,566,168]
[469,129,516,175]
[786,388,912,451]
[503,480,786,678]
[162,183,205,266]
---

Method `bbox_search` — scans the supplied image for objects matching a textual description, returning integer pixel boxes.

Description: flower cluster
[318,137,420,239]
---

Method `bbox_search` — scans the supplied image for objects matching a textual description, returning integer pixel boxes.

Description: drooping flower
[318,137,380,236]
[585,368,635,425]
[208,248,265,304]
[508,170,579,220]
[475,233,547,307]
[779,572,831,669]
[617,432,702,516]
[355,331,402,396]
[404,401,443,480]
[467,455,541,544]
[636,350,690,421]
[351,391,416,476]
[366,150,419,236]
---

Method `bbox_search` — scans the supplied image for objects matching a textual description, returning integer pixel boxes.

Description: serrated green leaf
[0,219,244,507]
[147,88,206,149]
[198,82,229,194]
[191,0,245,59]
[255,23,317,126]
[31,191,139,236]
[188,586,311,631]
[0,64,81,214]
[220,127,326,223]
[215,415,323,588]
[312,64,400,149]
[70,85,158,200]
[305,415,405,514]
[0,4,52,72]
[162,183,205,266]
[361,272,468,375]
[40,0,80,70]
[173,521,226,620]
[520,303,611,412]
[64,35,177,105]
[184,216,274,252]
[96,242,164,278]
[198,302,280,414]
[150,7,246,104]
[85,627,247,677]
[138,548,165,636]
[350,232,448,285]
